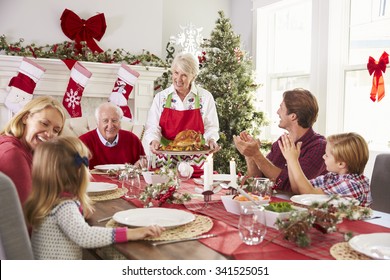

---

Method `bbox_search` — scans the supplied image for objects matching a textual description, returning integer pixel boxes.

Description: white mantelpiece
[0,55,166,129]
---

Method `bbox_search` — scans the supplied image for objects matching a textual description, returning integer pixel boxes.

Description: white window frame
[253,0,330,141]
[253,0,390,179]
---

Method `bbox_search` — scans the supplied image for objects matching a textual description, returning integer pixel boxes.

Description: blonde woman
[278,132,372,207]
[0,96,65,205]
[24,136,164,259]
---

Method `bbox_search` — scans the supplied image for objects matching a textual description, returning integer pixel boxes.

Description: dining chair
[0,172,34,259]
[369,153,390,213]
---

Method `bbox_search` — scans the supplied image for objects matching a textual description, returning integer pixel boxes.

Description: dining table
[86,173,390,260]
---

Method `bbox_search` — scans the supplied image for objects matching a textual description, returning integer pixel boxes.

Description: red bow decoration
[60,9,106,53]
[367,51,389,102]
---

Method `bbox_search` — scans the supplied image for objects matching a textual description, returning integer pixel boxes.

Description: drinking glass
[238,204,267,245]
[254,178,273,197]
[139,155,152,172]
[176,161,193,182]
[122,171,141,199]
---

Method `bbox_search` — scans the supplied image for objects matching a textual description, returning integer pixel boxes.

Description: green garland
[0,34,169,68]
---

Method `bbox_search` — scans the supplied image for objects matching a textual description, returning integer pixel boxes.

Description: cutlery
[150,234,217,246]
[363,216,381,220]
[212,185,222,194]
[97,216,112,223]
[237,188,262,207]
[220,183,229,189]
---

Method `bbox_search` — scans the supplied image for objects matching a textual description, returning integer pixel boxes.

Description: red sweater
[79,129,145,169]
[0,135,33,205]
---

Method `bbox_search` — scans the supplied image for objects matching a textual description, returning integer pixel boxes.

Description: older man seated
[79,102,145,169]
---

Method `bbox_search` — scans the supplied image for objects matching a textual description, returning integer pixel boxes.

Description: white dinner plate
[348,233,390,260]
[87,182,118,193]
[290,194,356,206]
[290,194,329,205]
[94,164,126,171]
[113,208,195,228]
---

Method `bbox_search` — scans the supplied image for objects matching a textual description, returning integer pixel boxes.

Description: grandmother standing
[0,96,65,205]
[144,53,220,175]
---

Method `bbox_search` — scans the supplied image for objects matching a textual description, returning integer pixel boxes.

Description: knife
[150,234,217,246]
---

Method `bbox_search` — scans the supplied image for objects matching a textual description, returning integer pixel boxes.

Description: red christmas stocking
[4,57,46,113]
[108,63,139,120]
[62,62,92,117]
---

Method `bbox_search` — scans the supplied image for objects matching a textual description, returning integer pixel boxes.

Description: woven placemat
[330,242,371,260]
[89,188,127,201]
[106,214,213,241]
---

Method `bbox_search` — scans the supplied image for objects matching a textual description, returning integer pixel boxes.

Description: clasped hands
[233,131,302,162]
[277,133,302,162]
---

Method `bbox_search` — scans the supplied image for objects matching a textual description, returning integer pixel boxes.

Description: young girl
[24,136,164,260]
[278,132,372,207]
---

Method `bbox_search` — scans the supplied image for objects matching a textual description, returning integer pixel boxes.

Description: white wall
[0,0,253,58]
[230,0,253,55]
[0,0,164,57]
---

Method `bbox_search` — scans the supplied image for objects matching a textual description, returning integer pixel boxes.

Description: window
[255,0,312,140]
[255,0,390,148]
[345,0,390,147]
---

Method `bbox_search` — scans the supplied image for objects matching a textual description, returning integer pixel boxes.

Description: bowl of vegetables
[264,202,307,229]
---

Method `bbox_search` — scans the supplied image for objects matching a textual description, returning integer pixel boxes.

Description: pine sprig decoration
[138,159,191,207]
[196,11,268,173]
[0,35,169,68]
[274,195,373,248]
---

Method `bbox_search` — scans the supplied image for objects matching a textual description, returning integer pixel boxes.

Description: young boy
[278,132,372,207]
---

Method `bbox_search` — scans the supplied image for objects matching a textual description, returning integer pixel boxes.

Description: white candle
[203,160,212,191]
[209,153,214,178]
[230,158,237,188]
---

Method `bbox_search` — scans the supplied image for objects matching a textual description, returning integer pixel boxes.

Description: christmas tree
[197,10,268,174]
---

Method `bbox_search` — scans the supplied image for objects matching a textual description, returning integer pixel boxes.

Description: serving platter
[113,208,195,228]
[155,149,211,156]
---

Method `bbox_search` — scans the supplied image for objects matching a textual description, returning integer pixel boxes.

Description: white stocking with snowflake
[62,62,92,117]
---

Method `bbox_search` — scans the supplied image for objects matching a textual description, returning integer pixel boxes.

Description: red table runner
[92,175,390,260]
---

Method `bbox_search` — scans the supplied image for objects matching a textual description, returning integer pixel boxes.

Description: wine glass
[139,155,152,172]
[254,178,273,197]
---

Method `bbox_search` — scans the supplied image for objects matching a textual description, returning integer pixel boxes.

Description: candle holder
[227,186,238,196]
[201,190,214,209]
